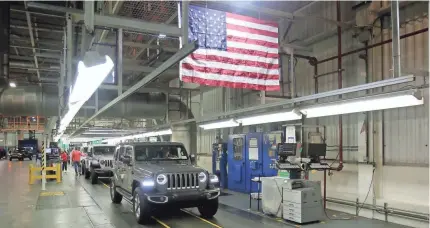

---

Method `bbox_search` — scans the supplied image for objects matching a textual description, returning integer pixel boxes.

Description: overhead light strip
[198,89,424,130]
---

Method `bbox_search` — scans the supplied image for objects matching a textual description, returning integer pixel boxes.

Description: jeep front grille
[166,173,199,190]
[100,160,113,168]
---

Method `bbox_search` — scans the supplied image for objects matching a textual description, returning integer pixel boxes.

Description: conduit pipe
[317,28,428,64]
[336,1,344,171]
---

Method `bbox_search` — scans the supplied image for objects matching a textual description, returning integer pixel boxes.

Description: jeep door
[123,145,134,192]
[112,146,121,183]
[116,146,128,189]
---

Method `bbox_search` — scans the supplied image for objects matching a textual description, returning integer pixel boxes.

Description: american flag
[180,5,280,91]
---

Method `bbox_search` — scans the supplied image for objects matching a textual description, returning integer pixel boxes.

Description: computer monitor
[277,143,297,156]
[307,143,327,161]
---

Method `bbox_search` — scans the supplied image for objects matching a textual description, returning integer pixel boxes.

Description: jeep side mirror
[190,154,196,165]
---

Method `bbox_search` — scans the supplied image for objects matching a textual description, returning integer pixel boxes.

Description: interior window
[233,138,243,160]
[125,146,133,158]
[118,146,125,161]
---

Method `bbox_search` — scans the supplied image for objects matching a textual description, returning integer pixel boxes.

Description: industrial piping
[336,1,344,172]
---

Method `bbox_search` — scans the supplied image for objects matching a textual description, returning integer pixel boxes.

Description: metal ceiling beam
[70,41,197,136]
[24,2,41,86]
[132,12,178,60]
[10,7,65,19]
[99,84,200,94]
[123,41,178,52]
[221,2,353,29]
[123,64,178,75]
[9,55,59,63]
[27,2,182,37]
[93,0,123,51]
[10,25,63,33]
[10,45,61,52]
[84,1,95,34]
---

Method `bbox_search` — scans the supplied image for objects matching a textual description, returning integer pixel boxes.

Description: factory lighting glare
[301,90,424,118]
[9,82,16,87]
[237,111,302,126]
[199,119,240,130]
[158,34,166,38]
[54,52,114,142]
[69,52,114,105]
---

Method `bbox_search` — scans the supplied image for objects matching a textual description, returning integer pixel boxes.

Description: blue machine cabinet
[227,132,282,193]
[246,133,263,193]
[262,131,283,177]
[212,143,228,189]
[227,134,247,193]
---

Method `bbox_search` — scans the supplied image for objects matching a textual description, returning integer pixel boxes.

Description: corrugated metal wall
[192,2,428,165]
[379,5,429,165]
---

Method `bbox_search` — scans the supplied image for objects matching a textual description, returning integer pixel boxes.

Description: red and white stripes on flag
[180,6,280,91]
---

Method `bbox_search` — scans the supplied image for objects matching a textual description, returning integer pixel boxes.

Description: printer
[282,179,324,223]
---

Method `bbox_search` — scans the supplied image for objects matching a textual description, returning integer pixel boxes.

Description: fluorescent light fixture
[300,90,424,118]
[237,111,302,126]
[199,119,240,130]
[102,129,173,144]
[158,34,166,38]
[9,82,16,87]
[54,52,114,141]
[69,52,114,105]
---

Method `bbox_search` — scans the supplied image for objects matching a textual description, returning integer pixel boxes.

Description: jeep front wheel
[84,165,90,179]
[110,180,122,203]
[198,198,219,218]
[133,188,151,224]
[90,168,98,184]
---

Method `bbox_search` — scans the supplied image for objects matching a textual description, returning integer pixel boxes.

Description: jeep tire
[90,167,98,184]
[197,198,219,218]
[133,188,152,224]
[110,180,123,203]
[84,165,90,179]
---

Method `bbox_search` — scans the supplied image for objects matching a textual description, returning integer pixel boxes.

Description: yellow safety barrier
[29,164,62,184]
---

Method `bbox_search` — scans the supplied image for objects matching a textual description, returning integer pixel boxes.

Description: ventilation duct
[0,2,10,86]
[0,86,193,119]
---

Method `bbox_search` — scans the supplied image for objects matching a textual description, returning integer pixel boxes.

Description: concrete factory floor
[0,160,409,228]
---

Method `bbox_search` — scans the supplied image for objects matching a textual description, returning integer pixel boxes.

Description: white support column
[117,28,123,96]
[66,13,73,89]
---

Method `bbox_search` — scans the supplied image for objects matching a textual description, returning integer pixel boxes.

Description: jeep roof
[118,142,185,147]
[90,144,116,147]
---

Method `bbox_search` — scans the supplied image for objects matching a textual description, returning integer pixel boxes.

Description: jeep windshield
[93,146,115,155]
[134,145,188,161]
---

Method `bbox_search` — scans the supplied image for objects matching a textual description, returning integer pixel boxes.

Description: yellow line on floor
[181,209,223,228]
[101,182,110,188]
[152,216,171,228]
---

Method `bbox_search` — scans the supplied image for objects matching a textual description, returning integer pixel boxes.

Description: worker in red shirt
[71,147,82,176]
[60,150,68,173]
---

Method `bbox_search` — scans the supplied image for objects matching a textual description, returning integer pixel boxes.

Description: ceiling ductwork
[0,86,192,120]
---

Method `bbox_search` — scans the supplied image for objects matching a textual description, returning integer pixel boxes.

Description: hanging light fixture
[237,110,302,126]
[199,119,240,130]
[300,90,424,118]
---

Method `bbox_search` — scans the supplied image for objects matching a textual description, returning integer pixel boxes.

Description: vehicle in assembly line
[110,142,220,224]
[81,144,116,184]
[9,148,32,161]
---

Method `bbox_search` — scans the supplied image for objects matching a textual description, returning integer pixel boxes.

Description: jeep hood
[133,162,205,176]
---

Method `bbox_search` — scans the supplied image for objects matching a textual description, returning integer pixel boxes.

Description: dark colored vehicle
[9,148,33,161]
[110,142,220,224]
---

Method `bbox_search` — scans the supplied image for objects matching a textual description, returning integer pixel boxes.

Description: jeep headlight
[198,172,207,183]
[142,178,155,187]
[156,174,167,185]
[209,174,219,183]
[100,160,105,165]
